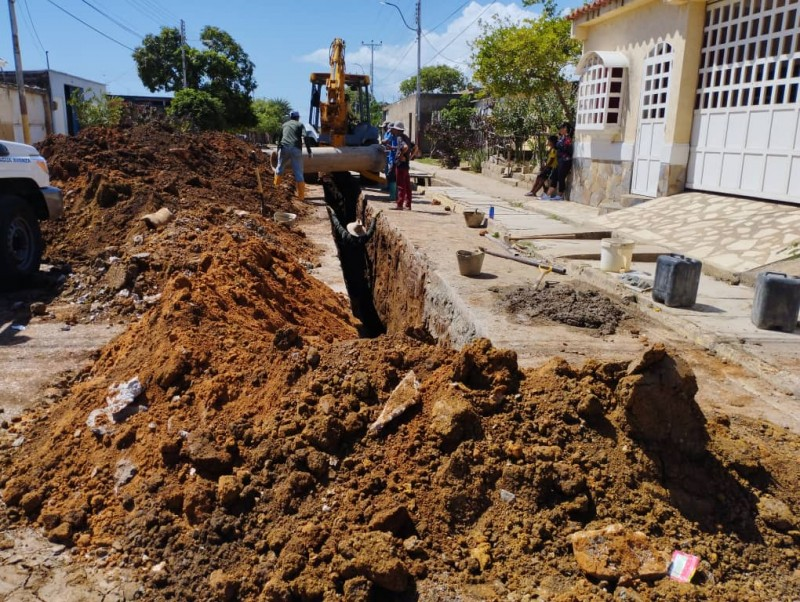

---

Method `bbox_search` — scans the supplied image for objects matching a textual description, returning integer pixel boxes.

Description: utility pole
[8,0,30,143]
[361,39,382,99]
[361,39,381,123]
[415,0,421,149]
[180,19,187,89]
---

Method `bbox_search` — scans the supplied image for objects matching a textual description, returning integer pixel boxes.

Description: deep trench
[321,172,386,338]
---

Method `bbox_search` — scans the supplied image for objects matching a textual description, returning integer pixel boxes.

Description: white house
[568,0,800,207]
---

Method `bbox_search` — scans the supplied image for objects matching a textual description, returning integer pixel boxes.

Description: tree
[252,98,291,139]
[399,65,468,97]
[133,25,257,129]
[68,89,125,128]
[167,88,225,131]
[426,95,484,168]
[470,10,580,121]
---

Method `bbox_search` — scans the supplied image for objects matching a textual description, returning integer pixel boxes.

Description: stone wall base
[571,158,633,207]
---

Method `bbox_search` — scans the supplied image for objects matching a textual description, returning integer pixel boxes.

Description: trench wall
[368,218,484,347]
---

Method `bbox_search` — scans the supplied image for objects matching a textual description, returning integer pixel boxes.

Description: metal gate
[632,42,673,197]
[687,0,800,204]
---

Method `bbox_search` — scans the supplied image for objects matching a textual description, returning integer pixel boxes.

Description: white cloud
[298,1,540,103]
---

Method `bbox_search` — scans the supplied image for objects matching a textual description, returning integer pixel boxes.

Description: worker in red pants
[391,121,417,210]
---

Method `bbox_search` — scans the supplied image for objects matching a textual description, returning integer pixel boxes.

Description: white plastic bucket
[600,238,635,272]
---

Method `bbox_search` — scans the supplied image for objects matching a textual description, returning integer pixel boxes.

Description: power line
[42,0,135,51]
[423,1,497,67]
[429,1,471,32]
[121,0,163,27]
[79,0,143,39]
[22,0,47,58]
[138,0,178,23]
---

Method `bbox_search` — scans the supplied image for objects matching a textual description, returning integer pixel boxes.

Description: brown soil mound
[0,126,797,601]
[35,122,309,323]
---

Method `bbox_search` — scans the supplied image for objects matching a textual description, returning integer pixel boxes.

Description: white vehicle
[0,140,63,281]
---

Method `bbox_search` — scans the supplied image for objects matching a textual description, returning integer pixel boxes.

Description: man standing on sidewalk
[274,110,313,201]
[392,121,417,210]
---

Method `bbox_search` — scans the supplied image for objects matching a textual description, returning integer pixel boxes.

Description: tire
[0,195,43,280]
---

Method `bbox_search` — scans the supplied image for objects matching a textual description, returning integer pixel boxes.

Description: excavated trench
[320,172,477,346]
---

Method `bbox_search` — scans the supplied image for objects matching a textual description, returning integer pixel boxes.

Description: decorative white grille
[688,0,800,203]
[695,0,800,110]
[576,56,625,130]
[641,42,673,121]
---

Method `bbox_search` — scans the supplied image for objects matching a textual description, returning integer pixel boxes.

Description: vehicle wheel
[0,195,43,280]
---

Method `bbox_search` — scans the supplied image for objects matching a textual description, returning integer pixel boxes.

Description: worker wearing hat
[382,121,398,201]
[274,110,313,201]
[391,121,416,210]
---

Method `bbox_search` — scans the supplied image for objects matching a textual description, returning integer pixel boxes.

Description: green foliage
[470,12,580,119]
[369,97,383,126]
[133,25,256,129]
[167,88,225,131]
[426,95,484,169]
[487,92,565,162]
[399,65,468,97]
[67,89,125,128]
[252,98,291,139]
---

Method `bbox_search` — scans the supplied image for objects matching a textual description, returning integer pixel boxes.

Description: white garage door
[687,0,800,204]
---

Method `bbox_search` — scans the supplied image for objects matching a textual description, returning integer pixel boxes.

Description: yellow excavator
[305,39,385,181]
[268,39,385,181]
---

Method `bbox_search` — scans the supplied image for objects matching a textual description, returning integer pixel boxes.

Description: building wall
[0,84,49,143]
[383,93,462,153]
[571,0,707,204]
[47,71,106,136]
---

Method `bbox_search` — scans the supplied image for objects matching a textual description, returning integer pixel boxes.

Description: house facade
[569,0,800,206]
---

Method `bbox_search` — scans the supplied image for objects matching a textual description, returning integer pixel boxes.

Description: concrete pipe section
[268,144,385,174]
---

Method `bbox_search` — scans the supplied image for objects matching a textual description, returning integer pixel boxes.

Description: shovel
[251,151,267,216]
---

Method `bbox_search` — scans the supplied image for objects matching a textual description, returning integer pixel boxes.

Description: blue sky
[3,0,585,117]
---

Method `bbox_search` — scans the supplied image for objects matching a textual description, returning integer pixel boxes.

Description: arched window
[575,51,629,131]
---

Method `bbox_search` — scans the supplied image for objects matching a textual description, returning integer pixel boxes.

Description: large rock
[369,371,420,435]
[430,393,482,450]
[335,531,411,592]
[615,345,707,457]
[569,523,670,582]
[757,496,796,532]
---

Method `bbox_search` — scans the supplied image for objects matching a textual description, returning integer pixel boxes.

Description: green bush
[167,88,226,131]
[68,89,125,128]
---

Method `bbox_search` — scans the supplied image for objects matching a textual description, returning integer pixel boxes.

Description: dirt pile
[0,126,797,601]
[33,122,308,323]
[497,282,628,336]
[3,279,799,602]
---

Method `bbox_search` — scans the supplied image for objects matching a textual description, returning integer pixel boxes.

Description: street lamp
[381,1,421,147]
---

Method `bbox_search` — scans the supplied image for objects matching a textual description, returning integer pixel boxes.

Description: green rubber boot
[388,181,397,202]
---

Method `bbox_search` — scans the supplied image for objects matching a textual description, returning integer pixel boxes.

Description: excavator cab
[309,74,379,147]
[308,39,380,149]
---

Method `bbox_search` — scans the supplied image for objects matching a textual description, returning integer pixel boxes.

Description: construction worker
[274,110,313,201]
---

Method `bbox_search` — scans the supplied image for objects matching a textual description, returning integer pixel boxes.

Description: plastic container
[751,271,800,332]
[489,206,495,219]
[651,254,702,308]
[456,249,485,277]
[463,210,485,228]
[273,211,297,225]
[600,238,635,272]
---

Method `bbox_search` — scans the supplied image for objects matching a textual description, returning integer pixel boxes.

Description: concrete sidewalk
[397,162,799,399]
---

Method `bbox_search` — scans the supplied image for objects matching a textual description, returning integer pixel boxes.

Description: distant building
[22,70,107,137]
[383,93,462,154]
